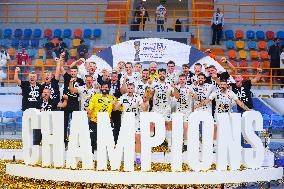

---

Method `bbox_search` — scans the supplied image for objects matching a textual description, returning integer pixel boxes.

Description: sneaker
[135,157,141,165]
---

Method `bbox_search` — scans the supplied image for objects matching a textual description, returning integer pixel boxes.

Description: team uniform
[40,77,60,105]
[76,85,97,111]
[120,74,138,88]
[20,81,41,111]
[118,93,143,133]
[175,85,194,122]
[230,80,253,112]
[192,83,215,115]
[166,72,178,85]
[151,81,174,121]
[136,80,151,97]
[36,98,57,111]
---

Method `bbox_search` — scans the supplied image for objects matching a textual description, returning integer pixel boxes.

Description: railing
[0,64,283,90]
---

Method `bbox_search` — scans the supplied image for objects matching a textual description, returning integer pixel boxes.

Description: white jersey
[77,63,98,82]
[77,85,97,111]
[209,89,238,114]
[166,71,178,85]
[192,83,215,113]
[176,85,194,113]
[133,72,141,81]
[120,73,138,88]
[151,81,173,111]
[119,93,143,117]
[136,80,150,97]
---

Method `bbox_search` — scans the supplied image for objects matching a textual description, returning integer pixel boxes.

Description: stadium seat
[15,111,22,118]
[38,48,44,57]
[225,40,235,49]
[3,29,12,38]
[31,39,40,47]
[276,31,284,40]
[0,29,2,38]
[228,49,237,59]
[44,28,52,38]
[74,29,82,38]
[20,39,29,48]
[45,59,54,66]
[271,114,284,129]
[229,60,238,67]
[11,39,19,48]
[27,49,36,58]
[225,30,234,40]
[63,29,72,38]
[257,41,267,50]
[7,48,16,57]
[2,111,16,133]
[70,49,77,57]
[256,31,265,40]
[247,41,257,50]
[63,38,71,48]
[252,61,260,68]
[72,39,81,47]
[262,61,270,69]
[238,50,247,59]
[242,71,250,80]
[83,29,92,38]
[236,41,245,49]
[33,29,42,38]
[246,30,255,40]
[260,51,268,60]
[250,50,258,59]
[266,31,274,40]
[84,39,91,47]
[15,117,22,133]
[35,59,43,67]
[239,61,248,67]
[267,40,274,50]
[262,114,271,129]
[235,30,244,40]
[0,39,10,47]
[14,29,23,38]
[67,58,75,65]
[53,29,62,38]
[23,29,32,38]
[39,38,48,47]
[93,29,102,38]
[263,72,270,82]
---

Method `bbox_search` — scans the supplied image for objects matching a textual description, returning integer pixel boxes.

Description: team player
[87,82,117,153]
[166,61,178,85]
[149,68,180,147]
[133,62,142,80]
[136,69,151,98]
[36,88,58,111]
[120,62,138,94]
[114,83,149,164]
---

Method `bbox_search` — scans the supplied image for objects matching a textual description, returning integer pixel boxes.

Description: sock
[150,131,154,137]
[166,131,172,146]
[136,153,141,158]
[184,139,188,146]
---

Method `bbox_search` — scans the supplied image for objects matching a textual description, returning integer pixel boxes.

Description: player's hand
[220,57,227,63]
[70,78,76,83]
[15,67,20,73]
[211,73,218,78]
[148,80,152,85]
[63,95,68,100]
[60,52,65,58]
[79,58,85,63]
[256,68,262,73]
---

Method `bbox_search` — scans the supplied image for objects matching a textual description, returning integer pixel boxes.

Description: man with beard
[61,63,84,146]
[36,88,58,111]
[149,68,180,148]
[191,63,203,83]
[114,83,149,164]
[120,62,139,94]
[136,69,151,98]
[40,56,61,105]
[97,69,110,86]
[231,68,262,113]
[206,65,230,87]
[133,62,142,81]
[87,82,117,153]
[69,75,97,111]
[175,74,197,151]
[148,62,159,82]
[181,64,194,85]
[14,67,41,145]
[166,61,178,85]
[70,58,98,82]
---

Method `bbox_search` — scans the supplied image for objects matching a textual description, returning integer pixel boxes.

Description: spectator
[268,38,281,86]
[175,19,181,32]
[0,48,10,85]
[210,8,224,45]
[155,1,167,32]
[77,39,88,59]
[16,48,30,79]
[45,38,55,59]
[53,38,69,62]
[135,1,149,31]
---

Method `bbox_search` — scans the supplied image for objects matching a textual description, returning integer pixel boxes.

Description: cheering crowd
[14,52,263,164]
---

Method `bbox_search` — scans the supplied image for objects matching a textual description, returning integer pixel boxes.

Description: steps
[104,0,128,24]
[193,0,214,25]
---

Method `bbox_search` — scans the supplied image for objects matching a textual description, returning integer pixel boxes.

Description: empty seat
[7,48,16,57]
[84,39,91,47]
[252,61,260,68]
[20,39,29,48]
[250,50,258,59]
[11,39,19,48]
[14,29,23,38]
[262,114,271,129]
[247,41,257,50]
[63,38,71,48]
[93,28,102,38]
[266,31,274,40]
[3,29,12,38]
[63,29,72,38]
[72,39,81,47]
[238,50,247,59]
[45,59,54,66]
[225,30,234,40]
[262,61,270,69]
[263,72,270,82]
[53,29,62,38]
[257,41,267,50]
[31,39,40,47]
[226,40,235,49]
[260,51,268,60]
[235,30,244,40]
[70,49,77,57]
[271,114,284,129]
[229,60,238,67]
[27,49,36,58]
[35,59,43,67]
[256,31,265,40]
[33,29,42,38]
[83,29,92,38]
[267,40,274,50]
[276,31,284,40]
[44,28,52,38]
[0,39,10,47]
[38,48,44,57]
[236,40,245,49]
[242,71,250,80]
[23,29,32,38]
[239,61,248,67]
[246,30,255,40]
[228,49,237,59]
[39,38,48,47]
[74,29,82,38]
